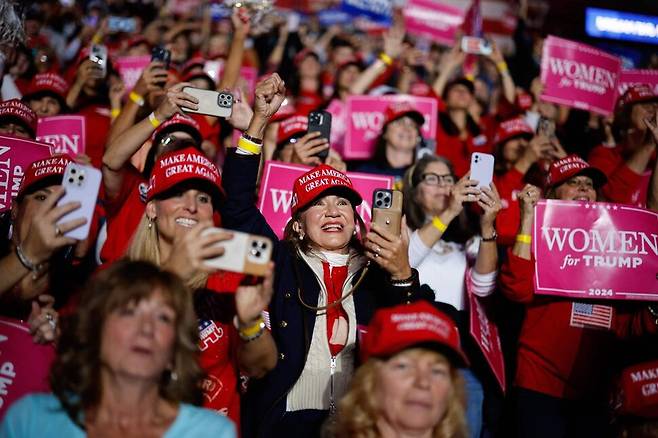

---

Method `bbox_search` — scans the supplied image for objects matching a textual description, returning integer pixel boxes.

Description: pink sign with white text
[0,135,52,213]
[344,95,438,160]
[204,61,258,103]
[257,161,394,238]
[404,0,465,46]
[618,69,658,96]
[114,55,151,92]
[540,36,621,116]
[36,115,86,156]
[0,318,55,420]
[533,200,658,301]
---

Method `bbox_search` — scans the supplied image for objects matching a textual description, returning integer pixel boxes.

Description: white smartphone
[201,228,272,276]
[469,153,494,191]
[181,87,233,118]
[89,44,108,79]
[56,163,102,241]
[461,36,492,56]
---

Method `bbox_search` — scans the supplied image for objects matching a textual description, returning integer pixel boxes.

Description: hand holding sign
[518,184,541,219]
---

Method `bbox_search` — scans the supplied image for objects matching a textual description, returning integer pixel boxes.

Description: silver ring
[375,246,380,255]
[55,226,62,237]
[45,314,56,329]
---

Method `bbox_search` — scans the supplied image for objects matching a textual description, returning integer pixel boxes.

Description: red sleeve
[588,145,643,204]
[102,165,142,217]
[614,305,658,338]
[499,248,535,304]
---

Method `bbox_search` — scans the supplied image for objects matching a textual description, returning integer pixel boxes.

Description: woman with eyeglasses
[402,154,502,437]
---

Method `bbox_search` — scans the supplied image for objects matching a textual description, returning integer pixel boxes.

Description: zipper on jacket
[329,355,337,415]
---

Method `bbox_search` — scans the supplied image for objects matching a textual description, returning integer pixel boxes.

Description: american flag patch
[570,302,613,330]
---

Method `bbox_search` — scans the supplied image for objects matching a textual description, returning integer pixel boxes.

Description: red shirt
[493,168,525,247]
[500,250,657,400]
[77,105,111,169]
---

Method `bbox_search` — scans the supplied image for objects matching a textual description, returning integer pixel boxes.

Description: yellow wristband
[239,316,265,338]
[91,34,103,44]
[379,52,393,66]
[148,112,161,128]
[432,216,448,233]
[129,91,145,107]
[496,61,509,73]
[516,234,532,244]
[238,136,262,155]
[111,108,121,119]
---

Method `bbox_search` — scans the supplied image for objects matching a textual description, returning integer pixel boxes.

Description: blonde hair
[127,211,208,290]
[333,355,468,438]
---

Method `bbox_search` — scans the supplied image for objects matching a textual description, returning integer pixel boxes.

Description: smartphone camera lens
[71,168,76,174]
[375,200,382,207]
[78,175,84,180]
[68,177,74,183]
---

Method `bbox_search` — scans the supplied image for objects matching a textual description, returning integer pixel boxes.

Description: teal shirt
[0,393,236,438]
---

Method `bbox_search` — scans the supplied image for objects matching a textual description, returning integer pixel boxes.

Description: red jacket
[493,168,525,246]
[500,250,657,400]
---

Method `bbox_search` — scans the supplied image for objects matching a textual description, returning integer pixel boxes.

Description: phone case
[372,189,403,236]
[89,45,107,78]
[56,163,102,241]
[151,46,171,70]
[182,87,233,118]
[470,153,495,190]
[460,37,492,55]
[201,228,272,276]
[308,111,332,160]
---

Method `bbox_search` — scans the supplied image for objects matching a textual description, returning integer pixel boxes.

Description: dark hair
[372,120,421,169]
[50,260,202,427]
[438,111,481,137]
[403,155,476,244]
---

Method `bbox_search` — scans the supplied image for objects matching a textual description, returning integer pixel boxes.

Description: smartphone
[56,163,102,241]
[461,36,492,56]
[308,110,332,161]
[537,116,556,138]
[181,87,233,118]
[372,189,403,236]
[88,44,108,78]
[201,228,272,276]
[108,16,137,33]
[469,153,495,191]
[151,46,171,70]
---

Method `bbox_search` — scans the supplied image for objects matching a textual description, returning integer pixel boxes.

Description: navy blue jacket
[221,150,424,437]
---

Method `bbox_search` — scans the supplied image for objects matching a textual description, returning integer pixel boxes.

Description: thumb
[400,216,410,243]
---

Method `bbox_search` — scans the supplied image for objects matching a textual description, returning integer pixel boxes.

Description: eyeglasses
[420,172,455,186]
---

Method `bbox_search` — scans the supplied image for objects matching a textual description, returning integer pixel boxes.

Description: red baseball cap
[293,48,319,68]
[547,154,607,189]
[24,73,70,103]
[291,164,362,214]
[383,101,425,127]
[360,300,468,367]
[615,360,658,418]
[616,84,658,113]
[151,114,203,147]
[277,115,308,145]
[494,117,534,146]
[516,92,534,111]
[0,99,38,138]
[17,154,73,201]
[146,146,224,205]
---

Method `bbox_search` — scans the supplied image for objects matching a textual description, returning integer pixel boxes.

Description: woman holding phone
[221,74,424,437]
[126,144,277,428]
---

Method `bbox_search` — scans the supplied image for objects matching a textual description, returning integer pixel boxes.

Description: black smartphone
[151,46,171,70]
[307,110,331,161]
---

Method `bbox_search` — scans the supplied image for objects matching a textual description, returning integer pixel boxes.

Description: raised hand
[153,82,198,120]
[290,131,329,166]
[235,263,275,326]
[364,218,412,281]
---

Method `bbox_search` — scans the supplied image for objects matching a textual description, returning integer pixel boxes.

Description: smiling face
[298,194,356,254]
[100,289,177,381]
[415,161,454,216]
[384,116,420,151]
[554,175,596,202]
[374,348,453,435]
[28,95,61,117]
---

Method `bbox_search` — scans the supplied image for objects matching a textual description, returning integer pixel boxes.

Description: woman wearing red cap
[126,144,278,428]
[500,155,658,436]
[222,74,424,437]
[334,301,468,438]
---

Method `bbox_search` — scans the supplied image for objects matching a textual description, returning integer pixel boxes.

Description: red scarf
[322,262,349,357]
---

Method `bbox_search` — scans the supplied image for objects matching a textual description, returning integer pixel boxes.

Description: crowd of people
[0,0,657,437]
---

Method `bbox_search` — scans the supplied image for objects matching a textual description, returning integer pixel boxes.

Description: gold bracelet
[432,216,447,233]
[496,61,509,73]
[379,52,393,66]
[238,136,262,154]
[148,112,161,128]
[129,91,145,107]
[516,234,532,244]
[111,108,121,119]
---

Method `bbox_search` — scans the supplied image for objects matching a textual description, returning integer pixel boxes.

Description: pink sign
[618,69,658,96]
[468,284,506,393]
[257,161,394,238]
[204,61,258,102]
[114,55,151,92]
[404,0,465,46]
[36,115,86,156]
[0,135,52,213]
[540,35,621,116]
[533,200,658,301]
[0,318,55,420]
[344,95,438,160]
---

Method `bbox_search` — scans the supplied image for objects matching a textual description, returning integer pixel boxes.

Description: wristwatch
[481,231,498,242]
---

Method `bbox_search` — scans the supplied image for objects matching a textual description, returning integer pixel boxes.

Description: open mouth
[321,223,344,232]
[573,196,591,201]
[175,217,198,228]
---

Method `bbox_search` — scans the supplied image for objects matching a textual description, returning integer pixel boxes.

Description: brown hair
[50,260,202,427]
[333,353,468,438]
